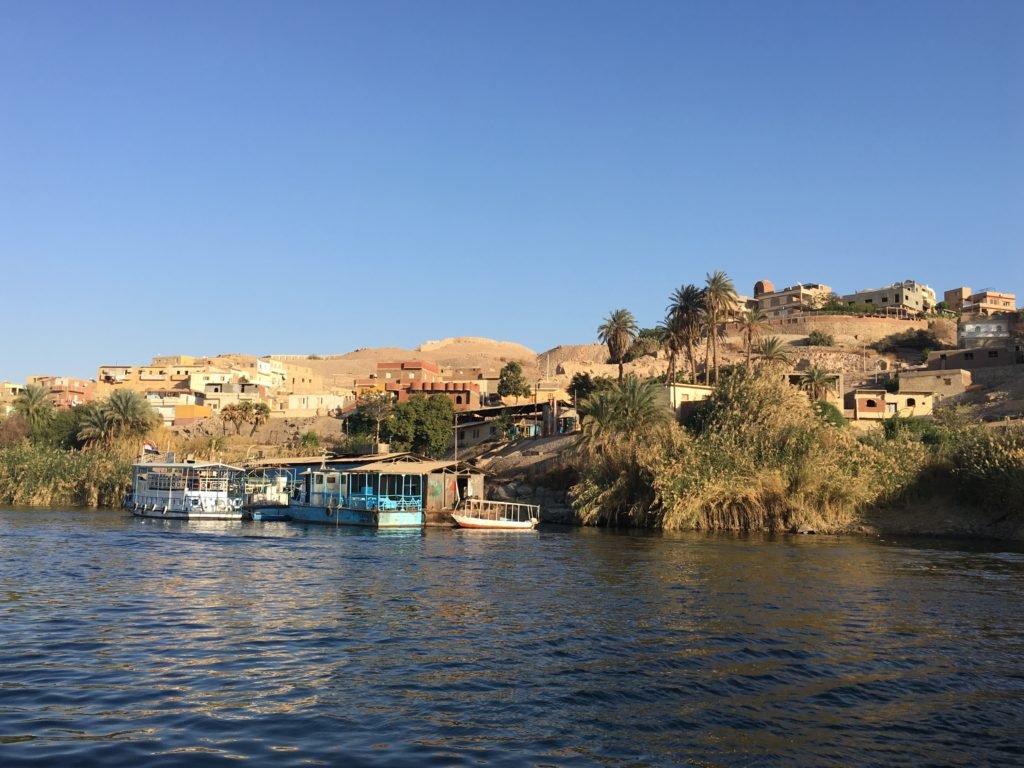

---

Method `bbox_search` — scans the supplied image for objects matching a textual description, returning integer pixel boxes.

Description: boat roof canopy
[346,458,485,475]
[134,462,244,471]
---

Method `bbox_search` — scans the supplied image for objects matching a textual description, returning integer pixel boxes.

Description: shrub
[0,443,132,507]
[813,400,847,428]
[807,330,834,346]
[951,426,1024,516]
[872,329,940,354]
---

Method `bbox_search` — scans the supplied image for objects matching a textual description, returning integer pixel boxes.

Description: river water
[1,510,1022,766]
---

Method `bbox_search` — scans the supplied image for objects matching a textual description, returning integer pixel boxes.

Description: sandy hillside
[275,337,541,388]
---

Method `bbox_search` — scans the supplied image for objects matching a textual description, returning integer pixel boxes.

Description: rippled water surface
[2,510,1023,766]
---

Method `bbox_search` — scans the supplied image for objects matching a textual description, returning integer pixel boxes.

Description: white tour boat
[126,461,246,521]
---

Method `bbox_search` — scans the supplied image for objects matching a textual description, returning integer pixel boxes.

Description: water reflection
[0,510,1023,766]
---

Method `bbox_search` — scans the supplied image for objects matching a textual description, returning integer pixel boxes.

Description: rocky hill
[276,337,542,388]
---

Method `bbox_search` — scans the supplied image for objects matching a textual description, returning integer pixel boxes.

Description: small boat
[452,499,540,530]
[126,461,246,521]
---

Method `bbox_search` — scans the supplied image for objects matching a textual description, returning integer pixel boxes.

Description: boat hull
[452,513,538,530]
[288,505,423,528]
[130,508,245,522]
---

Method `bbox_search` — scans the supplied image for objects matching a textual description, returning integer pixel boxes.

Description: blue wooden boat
[247,455,487,529]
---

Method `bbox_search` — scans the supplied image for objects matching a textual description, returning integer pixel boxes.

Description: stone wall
[726,315,931,344]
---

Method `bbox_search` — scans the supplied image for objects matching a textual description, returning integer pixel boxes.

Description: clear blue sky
[1,0,1021,382]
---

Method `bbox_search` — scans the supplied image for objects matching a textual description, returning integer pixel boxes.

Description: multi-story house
[944,287,1016,314]
[26,375,96,408]
[753,280,832,318]
[841,280,937,315]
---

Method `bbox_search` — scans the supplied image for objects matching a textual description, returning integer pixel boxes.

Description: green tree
[498,361,532,404]
[626,328,664,361]
[221,403,246,435]
[76,404,111,447]
[755,337,792,369]
[13,383,54,435]
[388,394,455,458]
[569,372,596,405]
[703,271,738,385]
[578,376,670,452]
[737,308,769,371]
[34,406,87,449]
[249,402,271,436]
[356,390,395,444]
[597,308,639,384]
[104,389,160,442]
[662,284,706,384]
[800,367,839,401]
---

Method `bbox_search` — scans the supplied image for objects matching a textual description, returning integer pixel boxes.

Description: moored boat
[126,461,246,521]
[249,455,488,529]
[452,499,540,530]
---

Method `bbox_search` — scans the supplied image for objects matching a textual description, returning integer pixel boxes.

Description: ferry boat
[452,499,540,530]
[126,461,246,521]
[254,455,488,529]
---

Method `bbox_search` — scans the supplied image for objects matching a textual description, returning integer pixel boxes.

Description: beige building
[842,280,937,315]
[945,287,1016,314]
[853,389,934,420]
[965,290,1016,314]
[657,382,715,418]
[897,369,971,400]
[144,389,206,426]
[1,381,25,416]
[269,392,352,418]
[753,280,832,318]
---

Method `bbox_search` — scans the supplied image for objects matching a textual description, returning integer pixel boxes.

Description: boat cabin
[294,457,486,512]
[129,462,245,515]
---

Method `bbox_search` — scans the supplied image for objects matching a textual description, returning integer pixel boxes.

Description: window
[865,399,878,408]
[964,353,974,360]
[490,426,497,436]
[988,351,999,358]
[906,398,916,406]
[881,297,889,303]
[943,378,952,386]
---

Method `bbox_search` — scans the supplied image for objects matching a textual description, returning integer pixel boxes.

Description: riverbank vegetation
[0,387,157,507]
[573,271,1024,532]
[569,369,1023,532]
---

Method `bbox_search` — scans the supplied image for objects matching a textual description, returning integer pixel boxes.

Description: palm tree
[238,400,257,434]
[597,308,639,384]
[76,404,111,447]
[249,402,271,436]
[737,309,769,370]
[662,284,705,384]
[704,271,738,385]
[221,403,246,435]
[13,383,54,433]
[104,389,160,441]
[755,336,792,369]
[579,375,669,451]
[800,367,839,401]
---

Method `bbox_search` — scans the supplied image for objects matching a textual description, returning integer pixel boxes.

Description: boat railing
[457,498,540,523]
